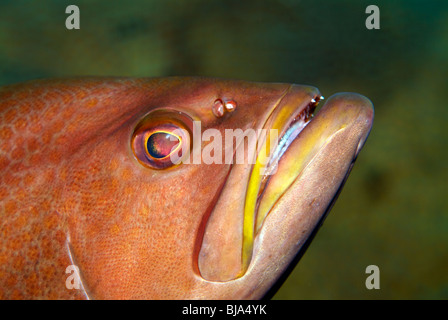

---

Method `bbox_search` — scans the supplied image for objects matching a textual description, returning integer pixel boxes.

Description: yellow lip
[240,85,322,277]
[240,91,374,279]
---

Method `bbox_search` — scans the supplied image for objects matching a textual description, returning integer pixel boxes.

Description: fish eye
[146,131,180,159]
[131,110,193,169]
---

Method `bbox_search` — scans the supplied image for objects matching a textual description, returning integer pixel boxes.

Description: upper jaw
[253,91,374,240]
[258,91,324,201]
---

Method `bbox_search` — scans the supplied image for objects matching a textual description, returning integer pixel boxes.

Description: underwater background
[0,0,446,299]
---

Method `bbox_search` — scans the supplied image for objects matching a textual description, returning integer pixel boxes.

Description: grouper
[0,77,373,299]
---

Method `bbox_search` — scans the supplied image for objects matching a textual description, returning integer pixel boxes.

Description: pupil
[147,132,180,159]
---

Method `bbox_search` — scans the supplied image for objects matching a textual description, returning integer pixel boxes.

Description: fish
[0,77,373,299]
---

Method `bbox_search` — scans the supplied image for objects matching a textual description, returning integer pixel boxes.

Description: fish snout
[197,86,374,290]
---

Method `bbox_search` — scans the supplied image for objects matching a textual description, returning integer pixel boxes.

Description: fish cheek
[60,136,146,298]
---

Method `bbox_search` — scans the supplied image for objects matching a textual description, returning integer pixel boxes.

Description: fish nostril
[212,99,237,118]
[224,100,236,112]
[212,99,225,117]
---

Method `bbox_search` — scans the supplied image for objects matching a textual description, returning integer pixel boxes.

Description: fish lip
[239,86,322,276]
[253,91,374,235]
[255,90,323,210]
[265,96,322,172]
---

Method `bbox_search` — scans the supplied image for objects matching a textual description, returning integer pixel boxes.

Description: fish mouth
[255,93,322,228]
[197,85,373,283]
[240,85,322,276]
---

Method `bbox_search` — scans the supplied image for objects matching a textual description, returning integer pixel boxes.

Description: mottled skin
[0,77,373,299]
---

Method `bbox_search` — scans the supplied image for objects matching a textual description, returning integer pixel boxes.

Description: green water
[0,0,446,299]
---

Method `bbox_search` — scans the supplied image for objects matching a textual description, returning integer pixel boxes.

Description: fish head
[0,77,373,299]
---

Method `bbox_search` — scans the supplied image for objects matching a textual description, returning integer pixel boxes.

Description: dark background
[0,0,446,299]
